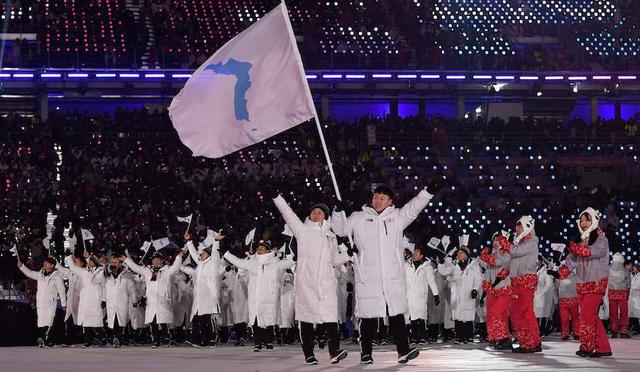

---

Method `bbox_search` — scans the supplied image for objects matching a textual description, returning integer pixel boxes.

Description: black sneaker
[253,345,262,352]
[112,337,121,348]
[575,350,590,357]
[512,344,542,353]
[360,354,373,364]
[151,342,160,349]
[398,347,420,364]
[611,333,618,339]
[81,343,93,349]
[265,343,274,351]
[572,334,580,341]
[330,349,348,364]
[37,338,45,348]
[494,338,513,350]
[305,356,318,365]
[591,351,613,357]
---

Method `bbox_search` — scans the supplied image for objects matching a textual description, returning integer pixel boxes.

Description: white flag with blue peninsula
[168,1,315,158]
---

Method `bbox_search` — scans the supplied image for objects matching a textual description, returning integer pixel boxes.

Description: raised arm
[274,195,304,237]
[180,265,195,276]
[399,189,434,230]
[330,210,355,238]
[164,255,184,276]
[185,240,200,264]
[223,252,251,271]
[18,264,40,281]
[124,256,147,276]
[65,255,85,277]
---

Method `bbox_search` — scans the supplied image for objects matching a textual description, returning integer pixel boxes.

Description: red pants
[486,291,511,342]
[578,293,611,353]
[559,297,580,337]
[510,276,541,349]
[608,289,630,334]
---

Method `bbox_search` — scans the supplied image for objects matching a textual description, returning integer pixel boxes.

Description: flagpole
[281,1,342,201]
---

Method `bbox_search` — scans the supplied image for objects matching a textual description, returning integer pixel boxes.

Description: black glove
[434,295,440,306]
[471,289,478,299]
[479,298,485,307]
[262,184,280,200]
[547,270,560,279]
[225,266,232,272]
[438,257,445,265]
[101,301,106,310]
[426,178,445,195]
[347,244,359,257]
[334,199,349,214]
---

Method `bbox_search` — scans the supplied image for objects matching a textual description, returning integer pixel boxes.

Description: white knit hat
[612,252,625,264]
[513,215,535,244]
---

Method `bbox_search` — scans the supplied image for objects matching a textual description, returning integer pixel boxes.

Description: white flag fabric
[81,229,95,241]
[551,243,566,253]
[203,229,220,247]
[441,235,450,250]
[10,245,18,257]
[152,237,171,251]
[168,1,315,158]
[177,214,193,224]
[278,243,287,254]
[42,237,50,250]
[427,237,441,250]
[459,234,470,247]
[244,228,256,246]
[282,224,293,237]
[140,241,151,253]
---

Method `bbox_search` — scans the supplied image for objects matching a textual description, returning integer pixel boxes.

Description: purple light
[519,76,539,80]
[372,74,392,78]
[618,75,637,80]
[171,73,192,78]
[472,75,492,80]
[47,93,64,98]
[322,74,343,79]
[144,73,166,78]
[68,73,89,78]
[495,75,515,80]
[545,76,564,81]
[592,75,612,80]
[420,74,441,79]
[41,73,62,78]
[398,74,417,79]
[446,75,466,80]
[119,73,140,78]
[345,74,366,79]
[96,73,117,78]
[0,73,10,78]
[305,74,318,79]
[568,76,587,81]
[13,73,34,78]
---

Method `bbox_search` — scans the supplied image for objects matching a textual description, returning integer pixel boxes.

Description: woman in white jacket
[450,247,482,343]
[534,257,555,337]
[405,246,439,344]
[56,256,83,346]
[17,256,66,348]
[65,254,106,348]
[223,240,294,352]
[180,233,225,348]
[332,185,437,364]
[629,264,640,334]
[124,250,185,347]
[273,194,350,365]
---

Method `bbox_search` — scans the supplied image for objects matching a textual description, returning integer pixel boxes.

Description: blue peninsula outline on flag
[204,59,253,121]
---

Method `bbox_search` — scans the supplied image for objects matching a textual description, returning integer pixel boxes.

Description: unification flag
[152,237,171,251]
[140,241,152,253]
[177,214,193,224]
[245,228,256,246]
[169,1,315,158]
[81,229,95,241]
[551,243,566,253]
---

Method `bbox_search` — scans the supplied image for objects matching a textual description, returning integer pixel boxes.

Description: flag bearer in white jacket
[180,233,225,348]
[124,250,186,347]
[64,254,107,348]
[405,246,440,344]
[450,246,482,343]
[17,256,66,348]
[97,254,135,348]
[223,240,295,352]
[273,193,350,365]
[332,184,438,364]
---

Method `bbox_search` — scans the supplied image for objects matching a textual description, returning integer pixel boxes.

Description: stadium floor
[1,335,638,372]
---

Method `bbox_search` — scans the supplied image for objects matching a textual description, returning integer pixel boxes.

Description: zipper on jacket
[383,220,388,235]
